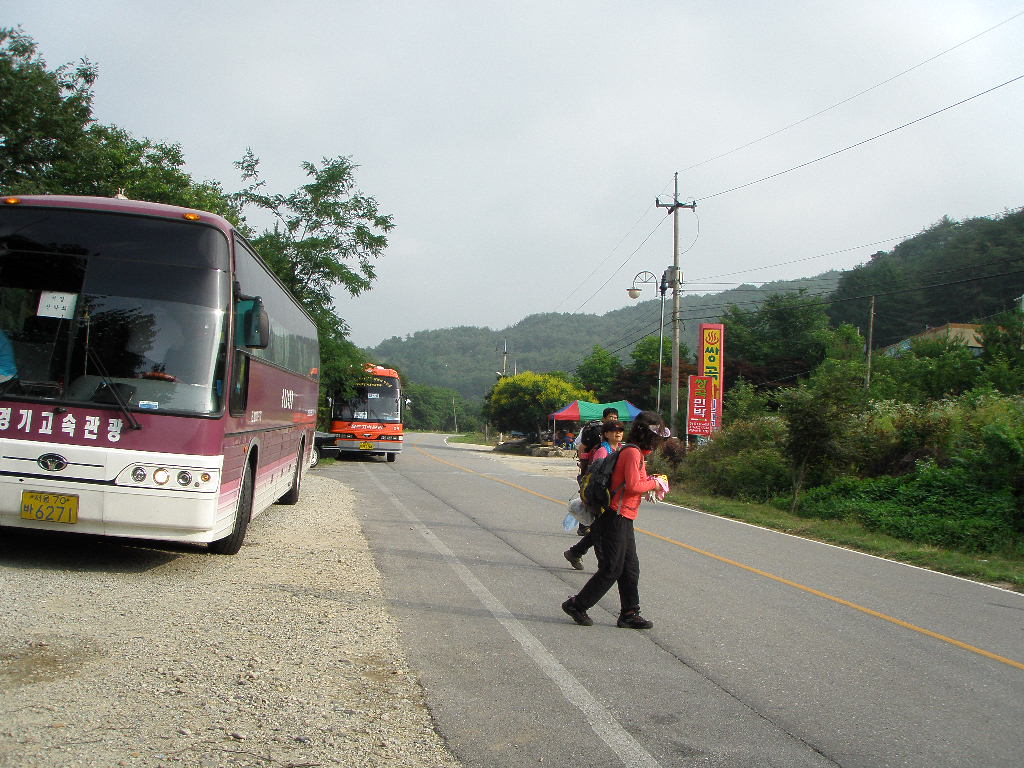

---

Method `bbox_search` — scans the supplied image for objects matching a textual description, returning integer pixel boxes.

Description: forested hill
[367,208,1024,402]
[365,274,841,400]
[827,209,1024,347]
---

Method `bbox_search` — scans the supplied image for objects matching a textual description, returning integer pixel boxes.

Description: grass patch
[447,432,498,446]
[666,490,1024,591]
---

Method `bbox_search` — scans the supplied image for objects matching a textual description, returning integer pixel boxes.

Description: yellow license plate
[359,441,374,450]
[21,491,79,524]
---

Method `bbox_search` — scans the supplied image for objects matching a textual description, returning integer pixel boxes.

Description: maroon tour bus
[0,195,319,554]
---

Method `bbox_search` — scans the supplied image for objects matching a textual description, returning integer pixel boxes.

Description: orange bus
[324,364,403,462]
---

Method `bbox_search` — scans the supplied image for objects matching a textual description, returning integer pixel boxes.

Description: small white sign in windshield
[38,291,78,319]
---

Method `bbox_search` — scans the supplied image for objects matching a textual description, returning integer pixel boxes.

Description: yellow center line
[640,528,1024,671]
[415,443,1024,672]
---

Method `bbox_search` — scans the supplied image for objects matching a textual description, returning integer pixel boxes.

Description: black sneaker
[617,611,653,629]
[563,549,584,570]
[561,598,593,626]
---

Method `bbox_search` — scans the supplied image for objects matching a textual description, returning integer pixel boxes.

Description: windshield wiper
[85,346,142,431]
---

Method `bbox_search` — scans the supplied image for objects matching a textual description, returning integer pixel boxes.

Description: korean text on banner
[698,323,724,432]
[687,375,714,436]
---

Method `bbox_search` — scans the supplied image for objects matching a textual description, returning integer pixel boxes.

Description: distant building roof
[883,323,984,357]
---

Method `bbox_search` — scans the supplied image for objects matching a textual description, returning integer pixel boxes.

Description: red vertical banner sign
[687,375,714,436]
[698,323,725,432]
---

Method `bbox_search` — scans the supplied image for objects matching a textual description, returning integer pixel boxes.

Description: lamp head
[626,288,642,299]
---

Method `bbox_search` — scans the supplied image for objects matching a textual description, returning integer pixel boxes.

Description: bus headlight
[116,464,219,492]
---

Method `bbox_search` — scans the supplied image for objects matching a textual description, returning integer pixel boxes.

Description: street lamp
[627,269,671,414]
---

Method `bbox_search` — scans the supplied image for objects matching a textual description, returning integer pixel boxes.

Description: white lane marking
[363,467,662,768]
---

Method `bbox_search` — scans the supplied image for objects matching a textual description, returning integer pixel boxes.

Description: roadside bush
[724,378,771,423]
[950,392,1024,532]
[796,461,1017,553]
[702,447,790,501]
[676,417,790,501]
[847,399,960,478]
[658,437,687,467]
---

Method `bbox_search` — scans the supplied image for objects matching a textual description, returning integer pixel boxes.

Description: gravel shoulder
[446,441,579,479]
[0,474,460,768]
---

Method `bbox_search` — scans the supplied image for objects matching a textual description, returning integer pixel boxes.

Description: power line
[572,257,1024,374]
[695,73,1024,204]
[555,69,1022,326]
[686,252,1024,293]
[677,9,1024,175]
[554,14,1024,333]
[680,268,1024,324]
[570,214,673,313]
[687,235,909,282]
[552,200,660,312]
[685,205,1020,288]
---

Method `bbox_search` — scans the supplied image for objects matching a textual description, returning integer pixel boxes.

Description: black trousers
[573,512,640,613]
[568,529,595,558]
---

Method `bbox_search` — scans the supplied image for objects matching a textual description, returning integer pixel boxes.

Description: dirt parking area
[0,474,459,768]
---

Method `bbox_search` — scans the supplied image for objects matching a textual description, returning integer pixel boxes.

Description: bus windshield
[335,378,401,424]
[0,208,230,416]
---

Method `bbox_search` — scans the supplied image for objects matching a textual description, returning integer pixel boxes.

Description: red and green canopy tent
[548,399,642,422]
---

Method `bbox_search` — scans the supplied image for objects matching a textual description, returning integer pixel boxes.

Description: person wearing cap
[563,419,626,570]
[573,407,619,534]
[561,410,669,629]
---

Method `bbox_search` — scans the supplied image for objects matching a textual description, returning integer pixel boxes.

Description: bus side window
[229,350,249,416]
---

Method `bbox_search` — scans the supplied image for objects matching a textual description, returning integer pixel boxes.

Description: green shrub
[677,417,789,501]
[704,448,790,501]
[795,462,1016,553]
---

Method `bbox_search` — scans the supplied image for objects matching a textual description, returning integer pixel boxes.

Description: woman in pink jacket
[561,411,669,629]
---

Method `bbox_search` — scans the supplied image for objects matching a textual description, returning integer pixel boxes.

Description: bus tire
[386,452,397,462]
[309,446,320,469]
[278,443,304,505]
[209,462,253,555]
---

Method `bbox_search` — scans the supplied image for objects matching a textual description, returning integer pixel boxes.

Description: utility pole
[656,173,696,431]
[865,295,876,389]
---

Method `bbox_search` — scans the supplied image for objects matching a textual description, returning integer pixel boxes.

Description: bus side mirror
[236,297,270,349]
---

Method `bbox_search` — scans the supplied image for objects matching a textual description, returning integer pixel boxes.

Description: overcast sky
[8,1,1023,347]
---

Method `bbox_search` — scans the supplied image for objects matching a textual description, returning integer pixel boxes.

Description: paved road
[320,433,1024,768]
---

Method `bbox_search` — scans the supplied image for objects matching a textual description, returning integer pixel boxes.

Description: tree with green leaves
[869,337,982,404]
[234,150,393,305]
[775,384,848,512]
[233,150,395,398]
[575,345,622,401]
[404,381,480,432]
[977,309,1024,395]
[1,28,237,215]
[724,290,844,389]
[483,372,595,436]
[0,27,95,193]
[75,125,239,218]
[610,335,692,412]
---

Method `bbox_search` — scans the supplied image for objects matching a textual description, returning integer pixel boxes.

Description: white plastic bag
[567,496,595,526]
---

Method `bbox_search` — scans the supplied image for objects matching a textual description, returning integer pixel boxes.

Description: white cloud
[8,0,1023,346]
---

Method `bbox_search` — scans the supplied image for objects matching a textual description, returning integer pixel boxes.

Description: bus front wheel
[209,462,253,555]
